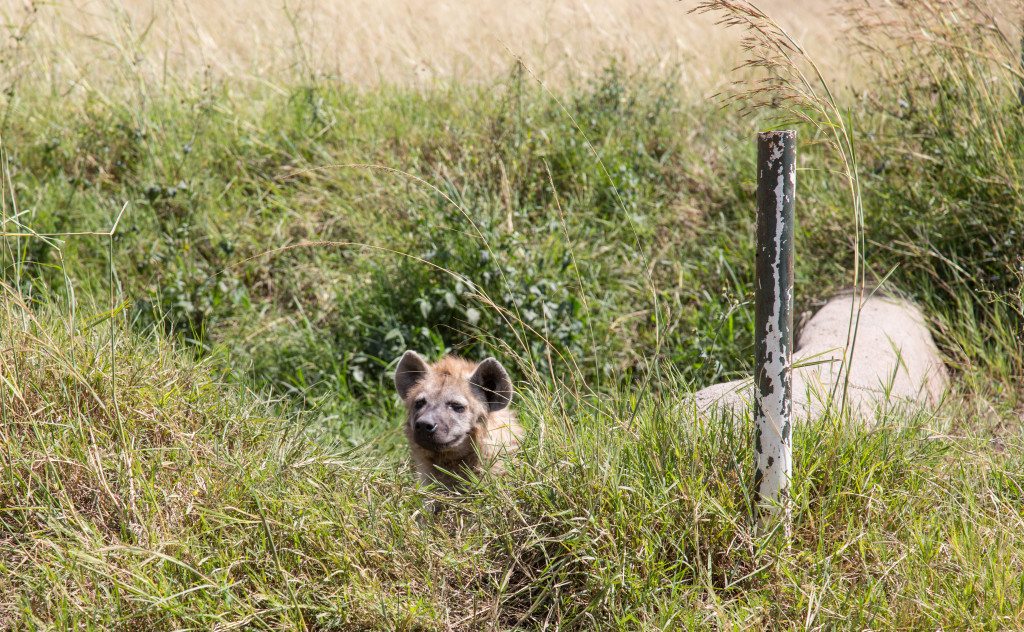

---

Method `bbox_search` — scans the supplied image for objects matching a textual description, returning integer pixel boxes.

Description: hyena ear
[469,358,513,411]
[395,351,430,400]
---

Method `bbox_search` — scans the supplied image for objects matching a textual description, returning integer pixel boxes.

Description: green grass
[0,0,1021,628]
[0,297,1021,629]
[2,67,777,425]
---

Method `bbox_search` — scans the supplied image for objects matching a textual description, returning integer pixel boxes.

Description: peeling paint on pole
[754,130,795,532]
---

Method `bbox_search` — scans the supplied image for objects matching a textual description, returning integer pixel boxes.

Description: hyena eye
[448,402,466,413]
[414,398,426,410]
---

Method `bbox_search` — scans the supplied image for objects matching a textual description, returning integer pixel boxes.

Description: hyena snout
[410,404,469,449]
[414,418,437,435]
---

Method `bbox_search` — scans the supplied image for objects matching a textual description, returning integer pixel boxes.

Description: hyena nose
[415,419,437,434]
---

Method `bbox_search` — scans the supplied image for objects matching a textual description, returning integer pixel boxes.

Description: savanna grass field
[0,0,1022,629]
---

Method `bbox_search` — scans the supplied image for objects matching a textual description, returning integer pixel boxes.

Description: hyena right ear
[469,357,513,411]
[395,350,430,400]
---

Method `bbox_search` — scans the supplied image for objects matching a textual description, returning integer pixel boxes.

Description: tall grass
[848,0,1024,389]
[0,300,1021,627]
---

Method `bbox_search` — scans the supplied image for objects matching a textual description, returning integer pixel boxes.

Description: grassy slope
[5,70,775,426]
[0,1,1022,629]
[0,298,1021,629]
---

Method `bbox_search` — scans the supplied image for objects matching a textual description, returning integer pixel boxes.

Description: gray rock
[692,293,949,425]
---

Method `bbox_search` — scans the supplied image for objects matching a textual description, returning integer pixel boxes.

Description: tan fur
[398,355,522,488]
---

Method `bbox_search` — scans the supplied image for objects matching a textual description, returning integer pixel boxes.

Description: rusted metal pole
[753,130,795,533]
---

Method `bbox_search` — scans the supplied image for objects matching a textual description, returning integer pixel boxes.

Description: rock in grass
[693,293,949,425]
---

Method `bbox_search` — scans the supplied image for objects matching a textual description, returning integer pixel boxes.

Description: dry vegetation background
[2,0,847,90]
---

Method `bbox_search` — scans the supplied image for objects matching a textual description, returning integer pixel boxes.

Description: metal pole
[753,130,795,533]
[1019,27,1024,107]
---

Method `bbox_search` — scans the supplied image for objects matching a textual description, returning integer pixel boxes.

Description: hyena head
[394,351,513,458]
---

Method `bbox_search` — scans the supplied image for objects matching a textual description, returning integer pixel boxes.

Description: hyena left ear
[469,358,513,411]
[395,350,430,400]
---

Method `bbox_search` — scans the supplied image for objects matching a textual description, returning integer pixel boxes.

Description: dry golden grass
[1,0,847,92]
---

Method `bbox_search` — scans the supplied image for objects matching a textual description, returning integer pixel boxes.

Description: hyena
[394,350,522,488]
